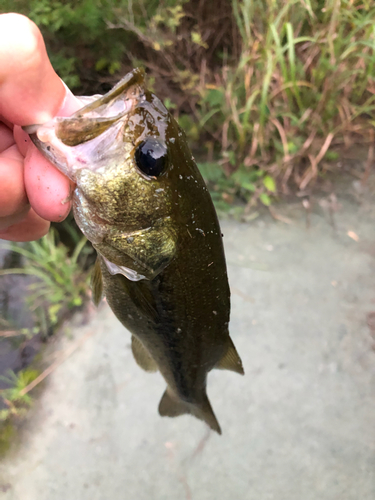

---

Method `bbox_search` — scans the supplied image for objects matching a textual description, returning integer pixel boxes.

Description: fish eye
[135,139,167,178]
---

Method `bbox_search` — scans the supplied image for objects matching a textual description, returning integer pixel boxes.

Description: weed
[109,0,375,204]
[0,369,40,422]
[197,0,375,200]
[0,368,39,455]
[0,230,91,336]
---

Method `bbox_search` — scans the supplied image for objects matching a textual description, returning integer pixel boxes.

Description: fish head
[24,69,197,279]
[25,69,184,227]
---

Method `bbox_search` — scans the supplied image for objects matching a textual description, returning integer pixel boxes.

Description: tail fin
[158,388,222,434]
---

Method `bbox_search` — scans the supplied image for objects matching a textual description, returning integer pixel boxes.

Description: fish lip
[22,67,146,143]
[27,130,75,180]
[21,68,147,181]
[73,67,145,117]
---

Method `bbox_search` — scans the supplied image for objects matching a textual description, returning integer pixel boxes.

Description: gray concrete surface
[1,182,375,499]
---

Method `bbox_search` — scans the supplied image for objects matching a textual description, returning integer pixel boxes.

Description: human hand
[0,13,82,242]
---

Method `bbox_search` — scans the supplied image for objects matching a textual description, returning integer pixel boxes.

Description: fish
[24,68,244,434]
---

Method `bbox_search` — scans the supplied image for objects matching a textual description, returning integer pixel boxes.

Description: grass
[0,231,92,442]
[194,0,375,207]
[0,230,91,336]
[0,369,41,422]
[0,368,41,454]
[99,0,375,208]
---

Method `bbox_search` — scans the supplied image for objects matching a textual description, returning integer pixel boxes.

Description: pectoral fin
[90,256,103,306]
[158,388,222,435]
[131,336,158,372]
[215,337,244,375]
[117,275,158,322]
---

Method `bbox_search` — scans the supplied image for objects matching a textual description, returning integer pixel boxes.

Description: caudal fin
[158,388,222,434]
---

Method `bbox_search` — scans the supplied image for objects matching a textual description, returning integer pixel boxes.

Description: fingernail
[57,80,83,117]
[27,81,83,126]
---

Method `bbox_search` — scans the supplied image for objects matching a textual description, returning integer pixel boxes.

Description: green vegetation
[0,231,92,439]
[0,230,91,336]
[0,368,40,452]
[0,368,40,422]
[1,0,373,207]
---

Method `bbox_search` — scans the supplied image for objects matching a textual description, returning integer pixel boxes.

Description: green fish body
[26,69,244,434]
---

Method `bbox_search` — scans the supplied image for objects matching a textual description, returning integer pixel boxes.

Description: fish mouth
[22,68,146,180]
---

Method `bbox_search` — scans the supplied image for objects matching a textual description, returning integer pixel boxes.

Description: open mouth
[22,69,146,180]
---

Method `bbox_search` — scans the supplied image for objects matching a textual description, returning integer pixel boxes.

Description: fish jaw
[27,117,129,182]
[22,68,146,181]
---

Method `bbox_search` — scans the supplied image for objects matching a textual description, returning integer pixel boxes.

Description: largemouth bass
[25,69,244,434]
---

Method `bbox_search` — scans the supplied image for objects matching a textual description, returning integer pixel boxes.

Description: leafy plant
[0,0,134,91]
[0,369,40,421]
[198,161,276,214]
[196,0,375,198]
[0,231,91,334]
[110,0,375,204]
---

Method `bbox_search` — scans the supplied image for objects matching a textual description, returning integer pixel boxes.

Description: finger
[0,13,82,223]
[13,89,83,157]
[0,13,66,125]
[0,122,14,153]
[22,87,81,222]
[0,151,28,217]
[13,125,29,157]
[0,205,29,231]
[24,143,73,222]
[0,208,49,242]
